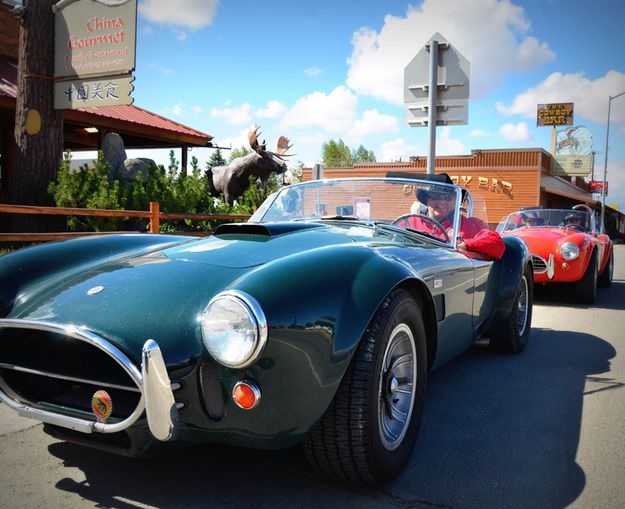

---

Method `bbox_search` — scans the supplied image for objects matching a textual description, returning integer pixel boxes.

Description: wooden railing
[0,202,251,242]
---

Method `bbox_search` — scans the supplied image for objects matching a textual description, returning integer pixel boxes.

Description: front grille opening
[0,326,140,419]
[532,255,547,273]
[0,328,135,387]
[1,369,140,418]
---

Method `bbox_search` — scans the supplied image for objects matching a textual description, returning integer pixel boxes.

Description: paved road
[1,246,624,509]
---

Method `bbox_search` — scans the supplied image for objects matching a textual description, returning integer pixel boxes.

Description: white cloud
[149,63,173,75]
[175,30,188,42]
[437,127,467,155]
[210,128,252,153]
[254,100,287,119]
[602,158,625,212]
[280,86,358,132]
[211,103,253,126]
[161,103,205,117]
[346,0,554,104]
[497,70,625,123]
[303,67,325,77]
[499,122,532,142]
[346,109,399,142]
[380,138,421,162]
[139,0,219,30]
[469,129,491,138]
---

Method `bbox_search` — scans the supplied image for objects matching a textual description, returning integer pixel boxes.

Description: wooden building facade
[303,148,624,237]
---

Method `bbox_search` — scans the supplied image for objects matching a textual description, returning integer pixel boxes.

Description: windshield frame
[497,207,597,233]
[249,177,477,248]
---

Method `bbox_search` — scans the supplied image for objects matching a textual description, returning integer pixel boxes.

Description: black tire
[489,265,533,354]
[598,250,613,288]
[303,289,427,487]
[576,251,598,303]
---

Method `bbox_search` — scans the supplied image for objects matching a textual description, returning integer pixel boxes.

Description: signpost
[590,180,608,194]
[404,33,469,174]
[53,0,137,109]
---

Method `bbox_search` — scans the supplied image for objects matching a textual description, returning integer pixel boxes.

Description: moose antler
[248,124,267,154]
[248,124,295,159]
[274,136,295,159]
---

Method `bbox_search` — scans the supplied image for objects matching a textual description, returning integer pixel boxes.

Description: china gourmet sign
[54,0,137,80]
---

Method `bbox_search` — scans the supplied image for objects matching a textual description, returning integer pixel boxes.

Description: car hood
[507,227,587,251]
[11,223,361,365]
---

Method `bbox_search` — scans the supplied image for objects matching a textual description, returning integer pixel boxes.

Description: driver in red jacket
[398,186,505,260]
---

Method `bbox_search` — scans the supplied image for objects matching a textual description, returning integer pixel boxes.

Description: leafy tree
[322,139,352,167]
[208,148,227,168]
[352,145,376,163]
[229,146,251,161]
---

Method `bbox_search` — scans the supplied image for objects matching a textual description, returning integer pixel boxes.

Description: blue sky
[87,0,625,210]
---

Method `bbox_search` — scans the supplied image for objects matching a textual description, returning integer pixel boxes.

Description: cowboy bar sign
[537,103,574,126]
[53,0,137,109]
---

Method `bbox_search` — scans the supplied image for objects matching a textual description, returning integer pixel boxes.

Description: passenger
[522,212,542,227]
[282,188,301,214]
[562,212,586,229]
[398,186,505,260]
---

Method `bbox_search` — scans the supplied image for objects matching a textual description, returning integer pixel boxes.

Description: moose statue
[207,125,294,204]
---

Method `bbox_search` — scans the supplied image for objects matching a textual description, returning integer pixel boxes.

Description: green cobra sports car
[0,175,533,487]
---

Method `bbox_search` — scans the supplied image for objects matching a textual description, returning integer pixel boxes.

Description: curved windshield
[497,208,595,233]
[249,178,482,246]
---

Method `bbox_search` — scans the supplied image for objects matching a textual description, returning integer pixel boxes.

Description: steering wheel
[563,224,588,233]
[392,214,450,243]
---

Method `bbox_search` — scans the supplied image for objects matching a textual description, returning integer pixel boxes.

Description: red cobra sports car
[497,205,613,303]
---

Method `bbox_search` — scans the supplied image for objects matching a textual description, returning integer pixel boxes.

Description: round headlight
[200,291,267,368]
[559,242,580,261]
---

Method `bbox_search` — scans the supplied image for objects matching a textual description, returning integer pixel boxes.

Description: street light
[600,90,625,234]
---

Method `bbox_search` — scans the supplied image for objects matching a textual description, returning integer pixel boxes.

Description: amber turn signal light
[232,381,261,410]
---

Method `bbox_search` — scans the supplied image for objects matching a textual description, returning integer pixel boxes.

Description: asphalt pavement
[1,245,624,509]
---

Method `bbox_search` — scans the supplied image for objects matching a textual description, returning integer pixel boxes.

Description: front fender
[213,244,419,443]
[0,234,193,318]
[489,236,531,327]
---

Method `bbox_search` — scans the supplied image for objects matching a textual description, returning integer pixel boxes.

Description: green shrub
[48,150,288,233]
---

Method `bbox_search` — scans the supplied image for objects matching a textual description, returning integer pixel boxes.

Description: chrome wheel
[517,275,529,337]
[378,323,417,451]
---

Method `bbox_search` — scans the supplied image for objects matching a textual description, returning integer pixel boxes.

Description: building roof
[540,174,599,205]
[0,56,212,148]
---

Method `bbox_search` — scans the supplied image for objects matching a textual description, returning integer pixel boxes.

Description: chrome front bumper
[0,319,178,441]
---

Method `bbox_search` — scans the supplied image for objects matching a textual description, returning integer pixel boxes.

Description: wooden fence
[0,202,251,242]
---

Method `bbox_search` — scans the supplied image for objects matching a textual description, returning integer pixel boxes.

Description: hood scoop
[214,222,324,237]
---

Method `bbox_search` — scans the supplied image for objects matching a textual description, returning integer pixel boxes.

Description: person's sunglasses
[428,191,454,201]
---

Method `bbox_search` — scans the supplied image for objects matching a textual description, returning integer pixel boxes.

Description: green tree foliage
[352,145,376,163]
[322,139,352,167]
[48,150,282,233]
[229,146,251,162]
[321,139,377,167]
[208,148,227,168]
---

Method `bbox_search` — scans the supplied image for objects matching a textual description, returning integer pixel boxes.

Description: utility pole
[600,91,625,234]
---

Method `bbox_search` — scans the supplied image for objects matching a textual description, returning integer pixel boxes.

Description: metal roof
[540,174,598,205]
